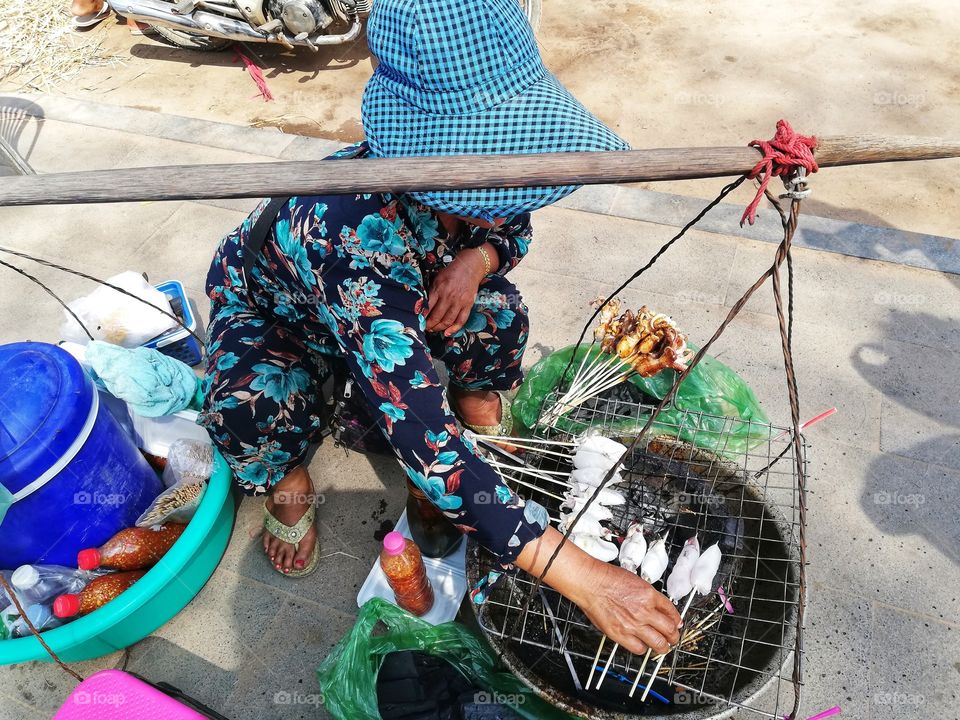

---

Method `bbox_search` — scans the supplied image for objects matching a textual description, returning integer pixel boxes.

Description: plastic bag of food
[161,440,214,489]
[316,598,572,720]
[60,271,177,347]
[135,440,213,527]
[135,479,206,528]
[513,343,770,459]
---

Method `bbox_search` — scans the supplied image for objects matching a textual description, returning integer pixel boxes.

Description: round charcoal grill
[467,392,805,719]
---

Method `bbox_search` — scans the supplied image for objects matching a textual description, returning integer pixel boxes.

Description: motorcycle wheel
[517,0,542,31]
[150,25,234,51]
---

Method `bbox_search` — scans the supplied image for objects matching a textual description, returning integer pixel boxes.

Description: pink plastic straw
[773,407,837,441]
[717,585,735,614]
[784,707,840,720]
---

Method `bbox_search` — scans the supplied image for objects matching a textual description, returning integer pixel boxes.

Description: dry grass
[0,0,120,91]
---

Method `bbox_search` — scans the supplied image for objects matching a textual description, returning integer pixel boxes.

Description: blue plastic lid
[0,342,96,496]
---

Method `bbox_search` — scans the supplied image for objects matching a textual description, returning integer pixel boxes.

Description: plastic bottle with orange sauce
[76,523,187,571]
[379,532,434,616]
[52,570,147,618]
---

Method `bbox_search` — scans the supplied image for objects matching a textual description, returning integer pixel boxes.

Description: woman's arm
[516,526,682,655]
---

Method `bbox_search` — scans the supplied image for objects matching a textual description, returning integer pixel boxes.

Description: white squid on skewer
[568,533,619,562]
[560,497,614,523]
[690,543,722,595]
[596,523,655,690]
[570,466,624,489]
[640,533,669,584]
[565,485,625,507]
[617,523,648,573]
[576,434,628,462]
[620,533,672,694]
[666,536,701,603]
[636,540,725,702]
[558,513,613,540]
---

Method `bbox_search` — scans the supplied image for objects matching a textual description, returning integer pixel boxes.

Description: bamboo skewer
[638,590,698,701]
[0,136,958,207]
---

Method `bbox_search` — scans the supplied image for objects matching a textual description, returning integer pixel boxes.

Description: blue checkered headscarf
[361,0,629,221]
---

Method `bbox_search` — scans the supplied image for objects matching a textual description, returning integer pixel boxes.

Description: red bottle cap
[383,531,406,556]
[77,548,101,570]
[53,594,80,618]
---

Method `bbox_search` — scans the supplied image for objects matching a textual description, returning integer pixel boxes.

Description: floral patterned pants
[199,195,548,562]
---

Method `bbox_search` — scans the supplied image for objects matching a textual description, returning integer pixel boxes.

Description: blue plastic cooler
[0,342,163,568]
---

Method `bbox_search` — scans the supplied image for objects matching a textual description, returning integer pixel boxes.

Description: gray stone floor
[0,104,957,720]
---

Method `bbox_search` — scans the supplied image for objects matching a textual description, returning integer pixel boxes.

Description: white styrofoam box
[357,510,467,625]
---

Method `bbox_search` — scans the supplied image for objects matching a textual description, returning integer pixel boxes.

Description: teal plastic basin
[0,452,235,665]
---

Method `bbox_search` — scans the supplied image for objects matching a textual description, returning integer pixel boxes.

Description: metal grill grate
[471,389,806,718]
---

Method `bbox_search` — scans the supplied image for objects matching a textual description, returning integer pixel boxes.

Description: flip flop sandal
[72,4,111,28]
[263,498,321,578]
[458,389,515,438]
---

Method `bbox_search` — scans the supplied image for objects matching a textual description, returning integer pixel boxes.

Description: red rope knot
[740,119,818,226]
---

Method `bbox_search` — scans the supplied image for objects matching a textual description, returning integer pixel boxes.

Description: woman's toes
[293,529,316,569]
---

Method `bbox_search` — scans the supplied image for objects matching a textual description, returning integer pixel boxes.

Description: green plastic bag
[513,344,770,459]
[316,598,577,720]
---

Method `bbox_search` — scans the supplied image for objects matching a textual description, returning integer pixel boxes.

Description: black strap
[242,196,289,284]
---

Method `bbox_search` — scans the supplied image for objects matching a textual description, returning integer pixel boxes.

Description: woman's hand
[425,244,492,336]
[515,526,681,655]
[578,562,681,655]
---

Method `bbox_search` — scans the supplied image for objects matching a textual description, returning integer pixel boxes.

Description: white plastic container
[357,511,467,625]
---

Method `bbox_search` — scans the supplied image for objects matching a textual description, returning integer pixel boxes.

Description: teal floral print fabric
[199,145,547,562]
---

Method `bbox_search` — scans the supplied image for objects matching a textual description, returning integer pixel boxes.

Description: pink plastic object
[53,669,208,719]
[383,531,406,556]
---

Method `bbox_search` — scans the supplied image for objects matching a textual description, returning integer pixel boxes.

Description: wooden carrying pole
[0,135,958,207]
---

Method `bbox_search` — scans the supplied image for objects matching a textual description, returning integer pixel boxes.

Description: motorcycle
[109,0,541,52]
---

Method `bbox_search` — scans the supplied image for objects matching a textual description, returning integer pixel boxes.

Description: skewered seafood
[567,485,625,507]
[618,523,648,573]
[569,533,619,562]
[570,466,624,488]
[640,534,669,583]
[558,514,613,540]
[690,543,722,595]
[577,435,628,462]
[666,536,701,602]
[560,497,613,523]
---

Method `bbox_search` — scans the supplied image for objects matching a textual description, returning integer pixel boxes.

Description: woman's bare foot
[263,466,319,574]
[448,387,518,453]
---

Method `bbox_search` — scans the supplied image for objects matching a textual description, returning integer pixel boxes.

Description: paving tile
[867,604,959,719]
[801,585,873,717]
[132,201,248,287]
[220,596,355,720]
[219,443,407,615]
[0,651,123,717]
[526,206,741,309]
[142,566,287,671]
[806,440,960,624]
[722,236,960,350]
[124,636,241,716]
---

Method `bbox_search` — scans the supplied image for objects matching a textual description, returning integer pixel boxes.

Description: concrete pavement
[0,100,957,720]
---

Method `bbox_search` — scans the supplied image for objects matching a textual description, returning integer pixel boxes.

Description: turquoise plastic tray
[0,452,235,665]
